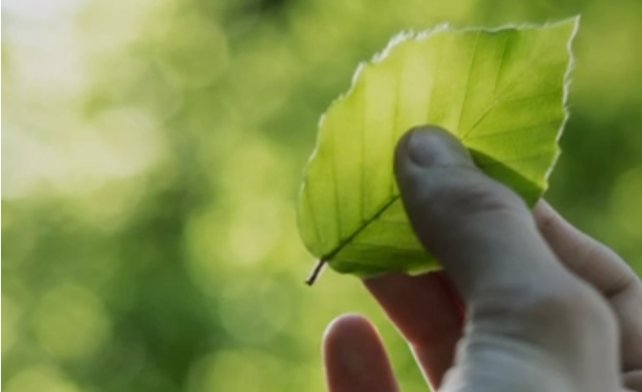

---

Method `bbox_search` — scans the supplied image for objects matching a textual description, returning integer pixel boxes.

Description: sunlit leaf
[297,18,579,278]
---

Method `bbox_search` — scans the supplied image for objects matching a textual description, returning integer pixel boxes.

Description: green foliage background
[2,0,641,391]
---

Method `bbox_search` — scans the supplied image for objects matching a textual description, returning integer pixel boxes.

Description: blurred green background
[2,0,641,391]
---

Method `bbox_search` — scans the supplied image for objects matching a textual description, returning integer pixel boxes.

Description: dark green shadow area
[469,148,545,207]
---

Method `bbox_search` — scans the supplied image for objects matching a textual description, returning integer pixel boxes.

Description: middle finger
[364,271,464,389]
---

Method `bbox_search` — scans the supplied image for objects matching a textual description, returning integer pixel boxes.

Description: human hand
[322,127,642,392]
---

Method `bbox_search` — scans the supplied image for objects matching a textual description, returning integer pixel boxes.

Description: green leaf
[297,18,579,279]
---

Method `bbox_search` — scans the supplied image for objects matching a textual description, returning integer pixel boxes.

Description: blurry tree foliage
[2,0,642,391]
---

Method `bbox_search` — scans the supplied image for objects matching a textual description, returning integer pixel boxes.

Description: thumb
[393,126,619,392]
[394,126,559,300]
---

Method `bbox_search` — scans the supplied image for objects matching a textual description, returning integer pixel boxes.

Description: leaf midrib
[322,195,400,261]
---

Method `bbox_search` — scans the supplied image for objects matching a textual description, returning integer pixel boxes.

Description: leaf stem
[305,260,326,286]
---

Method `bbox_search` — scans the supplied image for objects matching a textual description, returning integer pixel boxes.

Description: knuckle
[577,241,640,298]
[476,278,616,335]
[534,204,558,233]
[536,284,610,325]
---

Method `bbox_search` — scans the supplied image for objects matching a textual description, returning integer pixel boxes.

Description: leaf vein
[360,76,367,223]
[494,33,511,94]
[456,31,482,135]
[465,119,561,142]
[323,196,400,261]
[304,185,322,246]
[476,150,555,166]
[462,90,562,140]
[331,120,343,239]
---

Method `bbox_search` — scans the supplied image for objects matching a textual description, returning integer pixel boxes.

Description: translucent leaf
[297,18,579,279]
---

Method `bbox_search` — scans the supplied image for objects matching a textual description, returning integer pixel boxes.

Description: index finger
[535,200,642,371]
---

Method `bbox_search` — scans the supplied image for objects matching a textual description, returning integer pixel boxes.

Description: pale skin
[322,127,642,392]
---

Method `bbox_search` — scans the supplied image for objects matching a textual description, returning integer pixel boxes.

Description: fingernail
[404,127,473,167]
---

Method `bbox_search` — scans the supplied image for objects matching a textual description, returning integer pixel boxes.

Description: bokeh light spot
[609,165,642,240]
[2,296,22,355]
[227,197,285,265]
[156,11,229,89]
[219,279,292,344]
[33,284,111,360]
[6,365,81,392]
[187,350,287,392]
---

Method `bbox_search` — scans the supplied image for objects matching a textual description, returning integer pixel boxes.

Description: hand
[322,127,642,392]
